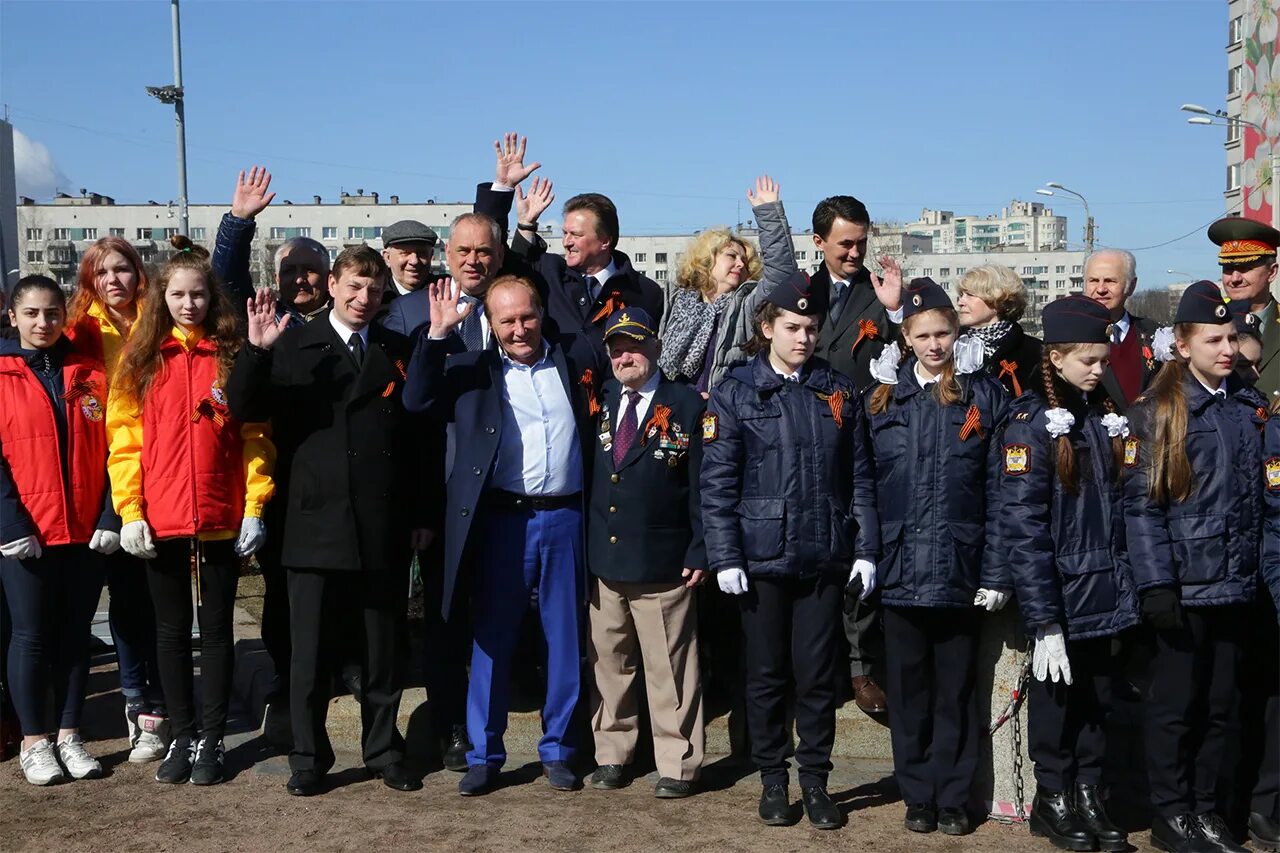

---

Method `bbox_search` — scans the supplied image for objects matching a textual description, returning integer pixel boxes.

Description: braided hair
[1039,345,1125,494]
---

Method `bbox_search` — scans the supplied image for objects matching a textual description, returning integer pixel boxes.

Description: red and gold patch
[1003,444,1030,476]
[702,412,718,442]
[1267,457,1280,491]
[1124,437,1140,468]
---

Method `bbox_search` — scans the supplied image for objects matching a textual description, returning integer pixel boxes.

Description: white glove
[120,520,157,559]
[234,516,266,557]
[974,588,1010,611]
[89,529,121,555]
[1032,624,1073,685]
[849,559,877,600]
[0,535,42,560]
[717,568,749,596]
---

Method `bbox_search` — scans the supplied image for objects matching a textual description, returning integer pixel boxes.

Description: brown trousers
[587,578,704,781]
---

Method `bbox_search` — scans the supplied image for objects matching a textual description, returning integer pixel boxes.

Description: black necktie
[348,332,365,368]
[459,295,483,351]
[585,275,600,303]
[830,281,850,324]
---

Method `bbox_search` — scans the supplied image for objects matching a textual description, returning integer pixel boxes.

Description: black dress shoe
[1074,783,1127,852]
[905,802,938,833]
[441,724,470,773]
[758,784,793,826]
[1150,813,1216,853]
[1194,812,1247,852]
[286,769,324,797]
[1030,788,1097,851]
[937,806,972,836]
[590,764,627,790]
[542,760,580,791]
[1249,812,1280,851]
[458,764,499,797]
[801,786,843,830]
[654,777,693,799]
[374,761,422,792]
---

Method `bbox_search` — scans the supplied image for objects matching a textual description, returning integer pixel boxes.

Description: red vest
[1110,324,1142,404]
[141,336,245,538]
[0,351,109,545]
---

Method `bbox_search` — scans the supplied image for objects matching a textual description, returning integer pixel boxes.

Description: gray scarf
[967,319,1015,358]
[659,288,730,380]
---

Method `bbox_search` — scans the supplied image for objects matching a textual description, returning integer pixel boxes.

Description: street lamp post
[1037,184,1095,252]
[1182,103,1279,229]
[145,0,189,236]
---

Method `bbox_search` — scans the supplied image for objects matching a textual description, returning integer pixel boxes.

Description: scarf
[967,319,1015,358]
[659,288,730,381]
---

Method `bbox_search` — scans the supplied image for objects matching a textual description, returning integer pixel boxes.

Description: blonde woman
[956,264,1042,397]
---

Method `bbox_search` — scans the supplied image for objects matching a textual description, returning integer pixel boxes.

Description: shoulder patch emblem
[1267,457,1280,491]
[1003,444,1030,475]
[1124,437,1140,468]
[702,412,718,442]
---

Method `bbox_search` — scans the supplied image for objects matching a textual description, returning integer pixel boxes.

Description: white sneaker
[20,739,66,786]
[56,734,104,780]
[126,707,168,764]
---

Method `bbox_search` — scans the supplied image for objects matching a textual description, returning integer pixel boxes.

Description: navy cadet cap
[901,277,952,320]
[765,269,825,316]
[603,307,657,342]
[1174,280,1231,325]
[382,219,439,248]
[1041,295,1113,345]
[1229,298,1263,339]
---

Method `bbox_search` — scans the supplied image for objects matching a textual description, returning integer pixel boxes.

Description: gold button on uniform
[610,474,619,483]
[609,536,618,544]
[609,506,617,513]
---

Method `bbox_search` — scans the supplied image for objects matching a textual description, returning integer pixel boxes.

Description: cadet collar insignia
[644,403,672,442]
[852,319,880,354]
[1123,437,1140,468]
[580,369,601,416]
[958,404,983,442]
[1267,457,1280,491]
[1014,411,1031,422]
[1003,444,1029,476]
[702,412,718,442]
[996,360,1023,396]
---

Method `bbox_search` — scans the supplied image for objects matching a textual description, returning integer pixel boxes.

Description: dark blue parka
[1124,370,1266,607]
[997,392,1138,639]
[700,353,878,578]
[1260,415,1280,614]
[865,358,1010,608]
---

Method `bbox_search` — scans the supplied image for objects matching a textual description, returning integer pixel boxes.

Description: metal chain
[1012,692,1027,822]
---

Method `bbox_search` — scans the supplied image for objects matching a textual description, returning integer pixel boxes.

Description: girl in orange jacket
[107,236,275,786]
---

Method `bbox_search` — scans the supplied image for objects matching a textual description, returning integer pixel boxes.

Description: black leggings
[1,544,106,735]
[147,538,238,741]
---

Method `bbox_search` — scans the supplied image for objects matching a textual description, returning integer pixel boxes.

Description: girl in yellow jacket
[107,236,274,786]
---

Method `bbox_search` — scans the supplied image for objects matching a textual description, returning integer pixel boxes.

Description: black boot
[1074,784,1127,852]
[1029,788,1097,851]
[1149,813,1217,853]
[758,784,793,826]
[801,786,842,830]
[1192,812,1247,853]
[1248,812,1280,852]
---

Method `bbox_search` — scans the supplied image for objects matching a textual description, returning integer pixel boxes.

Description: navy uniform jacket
[1124,371,1267,607]
[402,332,599,619]
[1262,415,1280,612]
[700,353,878,579]
[587,377,706,584]
[997,392,1138,639]
[865,359,1010,608]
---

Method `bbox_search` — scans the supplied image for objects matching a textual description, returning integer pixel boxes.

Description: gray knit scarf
[967,319,1015,358]
[659,288,730,381]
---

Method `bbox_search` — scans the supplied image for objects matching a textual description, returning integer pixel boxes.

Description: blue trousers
[106,550,160,701]
[466,504,583,768]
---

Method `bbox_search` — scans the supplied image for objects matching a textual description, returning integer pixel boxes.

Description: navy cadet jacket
[700,353,878,579]
[997,392,1138,640]
[1262,416,1280,613]
[402,331,599,619]
[1124,371,1267,607]
[865,358,1011,608]
[587,377,706,584]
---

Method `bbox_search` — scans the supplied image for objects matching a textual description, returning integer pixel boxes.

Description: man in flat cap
[380,219,440,316]
[1210,216,1280,398]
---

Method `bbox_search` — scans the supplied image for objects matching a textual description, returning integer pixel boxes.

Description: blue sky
[0,0,1238,285]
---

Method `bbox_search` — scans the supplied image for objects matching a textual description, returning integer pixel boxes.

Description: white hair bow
[1151,326,1176,363]
[1100,412,1129,438]
[1045,407,1075,439]
[870,344,902,385]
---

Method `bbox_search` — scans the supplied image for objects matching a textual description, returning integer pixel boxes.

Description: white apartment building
[886,199,1069,254]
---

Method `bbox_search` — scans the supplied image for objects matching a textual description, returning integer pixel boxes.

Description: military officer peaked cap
[382,219,439,248]
[604,307,657,342]
[1208,216,1280,265]
[1041,295,1114,344]
[765,269,825,316]
[901,277,952,320]
[1174,280,1232,325]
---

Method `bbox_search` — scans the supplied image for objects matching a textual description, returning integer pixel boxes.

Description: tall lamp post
[1036,184,1095,252]
[1182,103,1279,229]
[145,0,189,236]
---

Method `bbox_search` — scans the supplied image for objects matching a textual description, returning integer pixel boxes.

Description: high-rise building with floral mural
[1227,0,1280,225]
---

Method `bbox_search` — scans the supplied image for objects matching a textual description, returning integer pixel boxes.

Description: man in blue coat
[403,273,599,797]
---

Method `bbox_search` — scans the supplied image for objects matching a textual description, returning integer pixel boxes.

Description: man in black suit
[227,246,437,797]
[403,273,599,797]
[585,307,707,799]
[1082,248,1157,413]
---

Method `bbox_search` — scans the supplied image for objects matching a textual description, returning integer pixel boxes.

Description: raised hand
[427,277,469,338]
[870,255,904,312]
[516,177,555,226]
[246,288,290,349]
[494,132,541,188]
[746,174,780,208]
[231,166,276,220]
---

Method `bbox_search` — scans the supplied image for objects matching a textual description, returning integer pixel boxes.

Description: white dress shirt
[587,258,619,302]
[393,279,413,297]
[328,310,368,354]
[613,371,661,430]
[490,343,583,496]
[914,362,941,387]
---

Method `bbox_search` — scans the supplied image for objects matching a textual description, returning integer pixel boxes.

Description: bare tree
[1126,289,1176,325]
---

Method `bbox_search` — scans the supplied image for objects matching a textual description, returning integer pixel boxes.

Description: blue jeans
[106,551,160,702]
[466,504,583,767]
[1,544,106,734]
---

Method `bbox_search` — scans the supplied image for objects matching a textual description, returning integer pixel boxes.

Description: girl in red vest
[107,236,275,786]
[1,275,120,785]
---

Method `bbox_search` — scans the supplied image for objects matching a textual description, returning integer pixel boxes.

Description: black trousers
[842,595,881,679]
[1027,635,1114,791]
[1144,604,1246,818]
[739,573,842,788]
[883,605,981,809]
[419,541,469,739]
[147,539,239,741]
[1239,595,1279,821]
[287,566,406,773]
[256,503,291,701]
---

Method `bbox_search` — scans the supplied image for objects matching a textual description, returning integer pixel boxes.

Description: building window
[52,228,70,240]
[923,268,933,276]
[634,252,646,263]
[161,228,178,238]
[1022,266,1034,275]
[110,227,125,237]
[939,267,950,277]
[1230,15,1243,45]
[1229,65,1242,95]
[322,227,338,239]
[655,253,667,264]
[190,227,206,240]
[1228,163,1242,191]
[955,267,965,275]
[136,228,151,240]
[347,226,382,239]
[271,226,311,239]
[25,228,42,241]
[26,250,43,262]
[1072,265,1083,274]
[815,250,824,260]
[328,248,339,261]
[796,250,807,260]
[1055,265,1065,274]
[654,269,668,281]
[1227,118,1241,143]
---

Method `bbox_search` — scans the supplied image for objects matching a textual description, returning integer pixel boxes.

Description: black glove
[843,576,864,615]
[1141,587,1184,632]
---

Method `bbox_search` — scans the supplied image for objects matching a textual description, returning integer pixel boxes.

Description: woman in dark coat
[957,264,1042,397]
